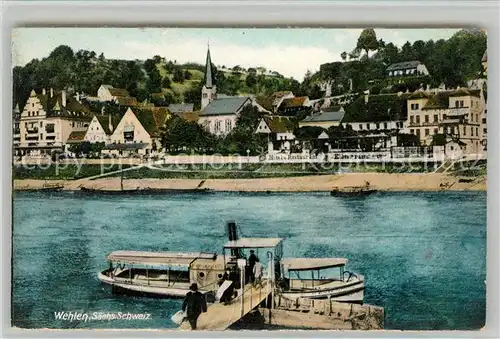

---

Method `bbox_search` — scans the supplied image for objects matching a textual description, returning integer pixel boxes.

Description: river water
[12,191,486,330]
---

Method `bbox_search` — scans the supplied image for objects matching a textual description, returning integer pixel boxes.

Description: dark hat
[250,250,255,253]
[189,283,198,291]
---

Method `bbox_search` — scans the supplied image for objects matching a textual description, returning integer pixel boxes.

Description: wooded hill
[13,28,486,114]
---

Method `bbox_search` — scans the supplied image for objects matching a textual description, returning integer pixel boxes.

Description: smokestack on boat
[227,221,238,241]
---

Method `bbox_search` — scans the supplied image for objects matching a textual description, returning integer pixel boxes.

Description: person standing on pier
[253,258,263,288]
[182,283,207,330]
[248,250,258,283]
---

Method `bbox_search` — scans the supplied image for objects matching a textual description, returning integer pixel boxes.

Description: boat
[98,222,365,303]
[330,181,377,197]
[80,187,211,195]
[39,182,64,191]
[278,258,365,302]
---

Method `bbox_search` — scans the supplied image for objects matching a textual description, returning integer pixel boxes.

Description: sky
[12,28,460,81]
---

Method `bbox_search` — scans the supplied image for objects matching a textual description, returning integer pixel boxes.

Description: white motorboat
[278,258,365,303]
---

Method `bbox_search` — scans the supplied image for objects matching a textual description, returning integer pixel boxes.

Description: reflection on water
[12,191,486,330]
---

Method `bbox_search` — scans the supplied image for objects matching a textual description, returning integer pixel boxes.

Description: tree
[245,73,257,88]
[341,52,347,62]
[184,70,192,80]
[172,68,185,83]
[162,76,172,89]
[356,29,379,57]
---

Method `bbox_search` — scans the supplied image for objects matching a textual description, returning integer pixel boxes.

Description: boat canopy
[224,237,283,249]
[281,258,348,271]
[107,251,217,267]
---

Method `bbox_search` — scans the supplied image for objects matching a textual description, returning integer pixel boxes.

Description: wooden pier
[179,281,272,331]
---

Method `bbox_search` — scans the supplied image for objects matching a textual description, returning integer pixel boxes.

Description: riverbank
[13,173,486,192]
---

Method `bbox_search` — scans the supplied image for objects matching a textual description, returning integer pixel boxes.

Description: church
[197,46,264,136]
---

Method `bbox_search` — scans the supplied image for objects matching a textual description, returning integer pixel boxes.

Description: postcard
[11,27,487,331]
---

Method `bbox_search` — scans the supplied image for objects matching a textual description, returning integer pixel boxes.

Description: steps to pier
[179,281,272,331]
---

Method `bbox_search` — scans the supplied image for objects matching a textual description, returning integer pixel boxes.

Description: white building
[386,61,430,77]
[255,116,296,153]
[97,84,137,106]
[105,107,168,156]
[15,88,91,157]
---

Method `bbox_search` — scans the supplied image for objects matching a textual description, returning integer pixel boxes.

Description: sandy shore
[13,173,486,192]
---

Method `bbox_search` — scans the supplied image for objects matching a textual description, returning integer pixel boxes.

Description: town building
[277,96,311,116]
[197,46,256,136]
[15,89,92,157]
[13,104,21,149]
[257,91,295,114]
[299,106,345,129]
[255,116,296,153]
[97,84,138,107]
[482,50,487,76]
[386,61,430,78]
[83,115,121,144]
[406,87,485,154]
[168,103,195,114]
[105,107,168,157]
[199,97,253,136]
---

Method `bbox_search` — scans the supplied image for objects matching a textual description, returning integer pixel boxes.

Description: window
[410,116,414,124]
[384,122,388,129]
[434,115,438,123]
[416,130,421,139]
[476,114,479,123]
[366,124,370,130]
[460,100,464,107]
[463,126,466,135]
[425,129,429,136]
[32,103,34,108]
[40,122,43,127]
[359,124,363,130]
[376,123,380,129]
[416,115,420,124]
[410,103,420,110]
[471,127,474,136]
[434,128,438,134]
[425,115,429,123]
[476,127,479,136]
[203,93,208,98]
[410,129,414,134]
[455,101,459,108]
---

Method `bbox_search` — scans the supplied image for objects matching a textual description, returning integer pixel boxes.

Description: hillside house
[299,106,345,129]
[277,96,311,116]
[97,85,137,107]
[15,89,92,157]
[168,103,195,114]
[482,50,487,76]
[387,61,430,78]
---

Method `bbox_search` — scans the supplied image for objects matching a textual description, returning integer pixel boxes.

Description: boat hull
[330,189,377,197]
[98,270,203,299]
[281,280,365,303]
[81,187,211,195]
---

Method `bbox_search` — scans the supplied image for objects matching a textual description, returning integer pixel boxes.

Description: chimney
[50,88,54,98]
[62,90,66,108]
[108,114,114,133]
[42,88,46,95]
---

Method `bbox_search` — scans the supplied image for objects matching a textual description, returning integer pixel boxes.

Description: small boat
[330,181,377,197]
[40,182,64,192]
[278,258,365,303]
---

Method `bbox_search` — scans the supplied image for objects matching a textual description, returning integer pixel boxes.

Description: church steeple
[205,44,213,88]
[201,43,217,110]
